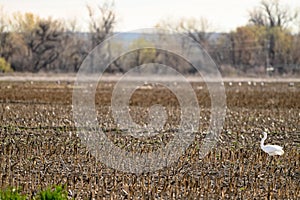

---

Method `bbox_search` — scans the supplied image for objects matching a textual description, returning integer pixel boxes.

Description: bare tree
[59,21,89,72]
[65,18,79,33]
[158,17,213,48]
[87,0,116,48]
[178,18,213,49]
[10,14,64,72]
[155,17,214,73]
[249,0,298,28]
[249,0,298,72]
[85,1,117,73]
[30,19,64,72]
[0,6,12,61]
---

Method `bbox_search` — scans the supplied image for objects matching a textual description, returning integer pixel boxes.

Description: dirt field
[0,78,299,199]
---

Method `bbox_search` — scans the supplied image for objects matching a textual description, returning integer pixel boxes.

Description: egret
[260,132,284,156]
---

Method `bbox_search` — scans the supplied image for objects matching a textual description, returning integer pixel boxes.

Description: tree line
[0,1,116,73]
[0,0,300,75]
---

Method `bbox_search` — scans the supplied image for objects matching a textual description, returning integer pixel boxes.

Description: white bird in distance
[260,132,284,156]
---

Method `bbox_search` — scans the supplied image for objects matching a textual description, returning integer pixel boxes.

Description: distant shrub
[0,57,13,73]
[0,187,26,200]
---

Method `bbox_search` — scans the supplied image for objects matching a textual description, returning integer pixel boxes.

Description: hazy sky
[1,0,299,32]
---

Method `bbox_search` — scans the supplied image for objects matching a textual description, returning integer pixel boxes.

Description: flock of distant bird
[226,81,295,87]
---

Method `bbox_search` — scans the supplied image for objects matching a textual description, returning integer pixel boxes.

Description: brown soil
[0,80,299,199]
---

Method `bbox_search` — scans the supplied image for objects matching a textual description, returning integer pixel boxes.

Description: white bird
[260,132,284,156]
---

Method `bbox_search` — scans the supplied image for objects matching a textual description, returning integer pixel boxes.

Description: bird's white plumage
[260,132,284,156]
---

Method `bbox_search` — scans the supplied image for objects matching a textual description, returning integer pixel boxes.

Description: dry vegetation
[0,80,299,199]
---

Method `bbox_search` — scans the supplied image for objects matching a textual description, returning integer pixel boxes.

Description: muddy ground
[0,78,299,199]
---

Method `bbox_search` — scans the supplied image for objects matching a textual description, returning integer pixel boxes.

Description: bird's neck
[260,136,266,148]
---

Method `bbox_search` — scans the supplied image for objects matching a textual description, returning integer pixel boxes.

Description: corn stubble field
[0,79,299,199]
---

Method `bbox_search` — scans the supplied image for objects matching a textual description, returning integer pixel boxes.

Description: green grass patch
[0,185,68,200]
